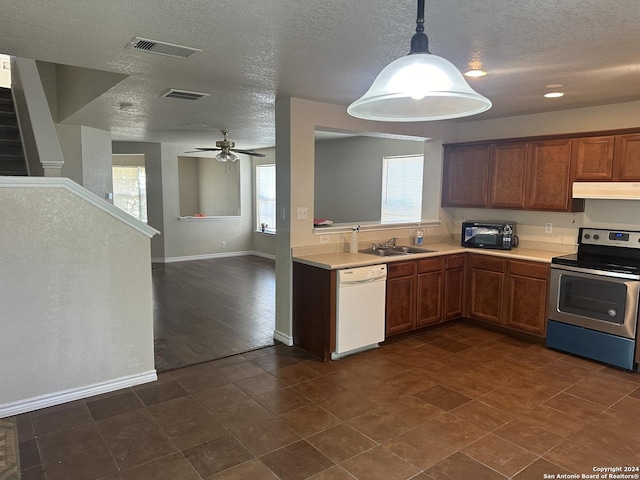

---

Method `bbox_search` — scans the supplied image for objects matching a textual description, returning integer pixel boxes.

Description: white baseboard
[0,370,157,419]
[273,329,293,346]
[252,251,275,260]
[153,250,274,263]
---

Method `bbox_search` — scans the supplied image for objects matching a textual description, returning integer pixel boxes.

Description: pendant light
[347,0,492,122]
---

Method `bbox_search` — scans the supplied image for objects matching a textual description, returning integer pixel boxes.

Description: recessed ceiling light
[545,84,564,89]
[544,92,565,98]
[182,123,209,128]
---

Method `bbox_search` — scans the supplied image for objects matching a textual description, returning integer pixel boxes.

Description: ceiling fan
[187,130,266,161]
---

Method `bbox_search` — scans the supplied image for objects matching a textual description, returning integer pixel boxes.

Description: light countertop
[292,242,565,270]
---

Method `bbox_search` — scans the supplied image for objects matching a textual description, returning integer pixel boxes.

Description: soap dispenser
[415,227,424,246]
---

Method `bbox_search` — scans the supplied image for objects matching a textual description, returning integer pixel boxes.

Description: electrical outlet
[544,222,553,234]
[427,227,436,234]
[297,207,308,220]
[221,241,227,248]
[320,235,329,244]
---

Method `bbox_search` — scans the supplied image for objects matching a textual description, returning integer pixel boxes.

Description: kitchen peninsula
[292,242,564,361]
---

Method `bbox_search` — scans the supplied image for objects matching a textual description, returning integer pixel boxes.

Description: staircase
[0,87,27,176]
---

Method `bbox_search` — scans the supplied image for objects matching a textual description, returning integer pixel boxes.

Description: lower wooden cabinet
[444,254,465,320]
[386,254,464,336]
[504,260,549,336]
[468,254,506,325]
[386,262,417,335]
[467,253,549,337]
[417,257,445,327]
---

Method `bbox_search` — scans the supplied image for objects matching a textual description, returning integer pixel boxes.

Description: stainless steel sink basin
[391,246,437,254]
[359,248,407,257]
[359,245,437,256]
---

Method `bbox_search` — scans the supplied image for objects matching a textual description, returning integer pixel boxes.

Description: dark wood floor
[152,255,275,372]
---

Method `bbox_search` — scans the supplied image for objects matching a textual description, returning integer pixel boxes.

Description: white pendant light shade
[347,53,492,121]
[347,0,492,122]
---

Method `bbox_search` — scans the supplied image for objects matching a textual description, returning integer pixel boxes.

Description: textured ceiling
[1,0,640,150]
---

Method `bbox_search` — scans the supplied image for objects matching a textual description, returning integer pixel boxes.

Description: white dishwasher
[332,264,387,359]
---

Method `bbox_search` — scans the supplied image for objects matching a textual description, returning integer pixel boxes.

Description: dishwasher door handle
[342,277,386,286]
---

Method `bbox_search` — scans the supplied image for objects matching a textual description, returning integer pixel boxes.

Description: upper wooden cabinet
[614,133,640,181]
[527,139,574,211]
[443,138,581,212]
[573,135,616,180]
[443,128,640,212]
[441,144,490,208]
[489,142,529,209]
[571,133,640,182]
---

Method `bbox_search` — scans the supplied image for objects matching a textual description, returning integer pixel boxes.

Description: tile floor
[16,323,640,480]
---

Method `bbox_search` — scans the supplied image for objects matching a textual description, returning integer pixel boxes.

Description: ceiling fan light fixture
[215,150,238,162]
[347,0,491,122]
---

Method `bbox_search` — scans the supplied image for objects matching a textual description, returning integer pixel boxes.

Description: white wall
[58,125,113,201]
[0,184,156,416]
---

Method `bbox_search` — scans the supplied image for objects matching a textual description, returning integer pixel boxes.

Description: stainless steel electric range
[547,227,640,371]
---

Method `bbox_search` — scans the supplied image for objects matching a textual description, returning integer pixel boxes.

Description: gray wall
[314,136,425,224]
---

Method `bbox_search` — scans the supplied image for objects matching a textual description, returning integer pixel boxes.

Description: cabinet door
[444,267,464,320]
[468,255,506,325]
[573,136,615,181]
[527,139,574,211]
[386,276,416,335]
[417,271,443,326]
[614,133,640,180]
[442,144,490,207]
[504,261,549,336]
[489,142,528,208]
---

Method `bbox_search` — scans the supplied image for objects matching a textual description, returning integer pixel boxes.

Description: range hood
[573,182,640,200]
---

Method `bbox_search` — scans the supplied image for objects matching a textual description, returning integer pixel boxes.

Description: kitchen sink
[359,245,437,256]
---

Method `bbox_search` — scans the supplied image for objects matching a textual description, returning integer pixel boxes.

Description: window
[381,154,424,223]
[256,164,276,232]
[112,165,148,223]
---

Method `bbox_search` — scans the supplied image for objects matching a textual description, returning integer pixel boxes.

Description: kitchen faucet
[377,237,397,249]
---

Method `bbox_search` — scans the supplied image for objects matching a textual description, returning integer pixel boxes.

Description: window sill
[312,219,440,234]
[179,216,241,221]
[256,230,276,235]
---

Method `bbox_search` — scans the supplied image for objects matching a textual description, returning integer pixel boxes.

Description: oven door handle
[551,263,640,281]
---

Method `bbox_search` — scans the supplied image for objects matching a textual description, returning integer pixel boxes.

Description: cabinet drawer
[418,257,444,273]
[509,260,549,279]
[445,254,465,269]
[469,254,506,273]
[387,261,417,279]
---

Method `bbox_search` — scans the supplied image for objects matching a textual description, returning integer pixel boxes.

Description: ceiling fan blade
[232,148,266,157]
[194,147,222,151]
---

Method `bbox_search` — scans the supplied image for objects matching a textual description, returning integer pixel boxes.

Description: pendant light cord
[409,0,430,54]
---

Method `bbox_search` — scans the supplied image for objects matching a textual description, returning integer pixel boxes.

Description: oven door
[548,264,640,339]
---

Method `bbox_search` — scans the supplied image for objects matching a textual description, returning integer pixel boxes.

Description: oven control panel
[580,228,640,248]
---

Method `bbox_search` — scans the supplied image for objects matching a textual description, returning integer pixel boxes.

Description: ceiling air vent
[161,89,210,101]
[126,37,201,59]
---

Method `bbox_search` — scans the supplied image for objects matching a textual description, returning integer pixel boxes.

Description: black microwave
[461,221,518,250]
